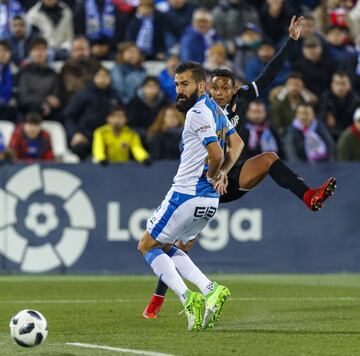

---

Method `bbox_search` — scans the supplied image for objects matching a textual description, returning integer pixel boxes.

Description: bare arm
[206,141,224,181]
[221,132,244,175]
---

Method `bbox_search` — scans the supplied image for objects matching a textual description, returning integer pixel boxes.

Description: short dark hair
[0,40,11,52]
[12,15,24,22]
[333,70,350,79]
[109,104,125,114]
[249,98,266,106]
[29,37,48,51]
[142,75,160,87]
[296,102,313,110]
[175,61,206,83]
[287,72,304,81]
[24,112,43,124]
[210,68,235,86]
[326,24,347,34]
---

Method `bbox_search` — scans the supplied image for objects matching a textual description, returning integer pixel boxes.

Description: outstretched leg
[239,152,336,211]
[143,239,196,319]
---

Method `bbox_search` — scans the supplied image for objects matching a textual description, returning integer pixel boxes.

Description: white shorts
[147,189,219,245]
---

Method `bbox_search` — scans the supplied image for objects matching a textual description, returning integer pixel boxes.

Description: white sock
[146,250,189,303]
[168,247,214,296]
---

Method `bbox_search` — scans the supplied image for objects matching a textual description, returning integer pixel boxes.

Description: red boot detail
[143,294,165,319]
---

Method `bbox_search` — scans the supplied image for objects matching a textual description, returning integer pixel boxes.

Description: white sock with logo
[168,247,214,296]
[147,251,189,303]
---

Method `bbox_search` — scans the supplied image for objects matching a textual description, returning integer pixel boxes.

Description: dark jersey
[219,38,295,204]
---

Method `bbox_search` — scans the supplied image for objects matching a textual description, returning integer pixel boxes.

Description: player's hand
[213,171,228,195]
[288,15,304,41]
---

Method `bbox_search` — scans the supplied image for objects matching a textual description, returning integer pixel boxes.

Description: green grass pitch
[0,274,359,355]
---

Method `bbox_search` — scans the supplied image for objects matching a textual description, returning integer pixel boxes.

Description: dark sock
[154,278,168,297]
[269,159,309,200]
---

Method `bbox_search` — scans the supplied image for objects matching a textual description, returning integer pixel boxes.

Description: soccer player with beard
[143,16,337,319]
[138,61,243,331]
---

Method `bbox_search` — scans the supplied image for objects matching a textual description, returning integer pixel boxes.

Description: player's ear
[198,80,206,92]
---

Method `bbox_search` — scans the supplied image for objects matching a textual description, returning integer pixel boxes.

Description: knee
[262,152,279,167]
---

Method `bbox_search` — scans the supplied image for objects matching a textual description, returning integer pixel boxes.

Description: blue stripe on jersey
[226,127,236,136]
[151,191,194,238]
[144,248,164,265]
[204,95,229,149]
[195,177,219,198]
[202,136,218,147]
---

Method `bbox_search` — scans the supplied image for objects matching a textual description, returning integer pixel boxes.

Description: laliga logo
[0,165,95,273]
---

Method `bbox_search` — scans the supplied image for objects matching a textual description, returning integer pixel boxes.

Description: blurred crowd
[0,0,360,164]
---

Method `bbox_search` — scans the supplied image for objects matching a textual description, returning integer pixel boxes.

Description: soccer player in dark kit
[143,16,336,319]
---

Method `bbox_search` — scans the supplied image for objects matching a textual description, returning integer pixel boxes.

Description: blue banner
[0,162,358,273]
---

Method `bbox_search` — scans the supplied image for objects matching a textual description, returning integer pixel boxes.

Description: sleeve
[42,133,54,161]
[130,131,149,162]
[233,82,259,103]
[187,110,218,147]
[225,116,236,137]
[0,133,5,152]
[92,129,106,162]
[336,131,350,161]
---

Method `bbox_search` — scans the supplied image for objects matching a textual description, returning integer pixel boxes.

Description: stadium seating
[41,121,79,163]
[0,120,15,146]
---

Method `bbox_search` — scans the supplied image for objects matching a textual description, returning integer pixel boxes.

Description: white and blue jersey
[172,94,235,198]
[146,93,236,244]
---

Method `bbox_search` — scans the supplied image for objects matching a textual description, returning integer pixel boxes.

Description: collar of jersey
[195,93,208,103]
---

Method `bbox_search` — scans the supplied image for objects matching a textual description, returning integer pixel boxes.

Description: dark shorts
[219,161,249,204]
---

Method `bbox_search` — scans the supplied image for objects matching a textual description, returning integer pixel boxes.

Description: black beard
[175,90,198,113]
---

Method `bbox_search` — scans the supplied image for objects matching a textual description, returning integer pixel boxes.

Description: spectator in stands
[347,0,360,39]
[6,15,38,66]
[9,111,54,161]
[0,40,18,122]
[64,66,122,160]
[324,25,356,65]
[348,34,360,96]
[158,54,179,102]
[127,76,170,134]
[293,35,336,98]
[336,107,360,160]
[147,104,184,159]
[204,43,233,73]
[74,0,132,56]
[26,0,73,60]
[92,105,150,164]
[164,0,197,49]
[0,131,5,162]
[259,0,292,45]
[245,40,291,101]
[314,0,350,36]
[179,8,221,64]
[111,42,147,104]
[284,103,335,162]
[233,22,263,79]
[212,0,260,53]
[59,36,100,104]
[319,71,360,139]
[270,72,317,137]
[0,0,23,39]
[240,99,281,160]
[17,37,61,121]
[125,0,167,60]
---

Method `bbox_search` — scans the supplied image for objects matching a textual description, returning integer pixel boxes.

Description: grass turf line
[0,274,359,356]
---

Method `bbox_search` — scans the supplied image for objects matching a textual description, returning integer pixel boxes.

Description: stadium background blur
[0,1,359,355]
